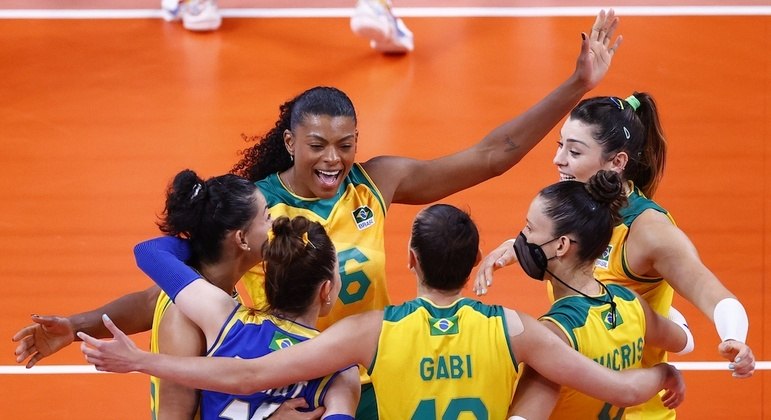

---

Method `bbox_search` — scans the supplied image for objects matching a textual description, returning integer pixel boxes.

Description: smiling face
[553,117,617,183]
[284,114,357,199]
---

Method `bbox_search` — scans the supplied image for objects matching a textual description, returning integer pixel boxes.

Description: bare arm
[156,305,206,420]
[320,367,361,417]
[508,365,560,420]
[12,286,159,368]
[507,309,685,408]
[639,294,690,354]
[628,210,754,376]
[629,211,734,322]
[80,311,383,396]
[364,10,622,207]
[171,279,239,345]
[70,285,160,338]
[508,319,584,419]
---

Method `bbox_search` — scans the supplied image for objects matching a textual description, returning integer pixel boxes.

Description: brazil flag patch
[269,331,300,351]
[429,316,459,336]
[601,308,623,330]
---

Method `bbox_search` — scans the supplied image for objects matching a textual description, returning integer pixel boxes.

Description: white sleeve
[668,306,694,355]
[713,298,749,343]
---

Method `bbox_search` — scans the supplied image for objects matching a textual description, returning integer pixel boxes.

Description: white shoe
[161,0,222,32]
[350,0,414,54]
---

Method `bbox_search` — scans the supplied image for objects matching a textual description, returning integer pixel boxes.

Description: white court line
[0,6,770,19]
[1,362,769,374]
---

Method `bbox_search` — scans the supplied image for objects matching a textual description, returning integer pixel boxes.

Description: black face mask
[513,231,557,281]
[513,231,618,328]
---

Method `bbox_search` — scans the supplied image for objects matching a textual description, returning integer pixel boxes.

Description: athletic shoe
[350,0,414,53]
[161,0,222,32]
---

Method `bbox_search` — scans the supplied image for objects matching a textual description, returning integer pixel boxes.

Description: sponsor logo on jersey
[429,316,459,336]
[352,206,375,230]
[595,244,613,269]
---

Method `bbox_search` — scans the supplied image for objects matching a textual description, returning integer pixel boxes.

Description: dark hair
[539,170,627,263]
[231,86,357,182]
[410,204,479,291]
[263,216,336,315]
[570,92,667,197]
[159,170,259,265]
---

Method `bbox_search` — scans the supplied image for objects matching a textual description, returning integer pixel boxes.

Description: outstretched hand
[12,314,75,369]
[473,239,518,296]
[719,340,755,378]
[79,314,142,374]
[574,9,623,91]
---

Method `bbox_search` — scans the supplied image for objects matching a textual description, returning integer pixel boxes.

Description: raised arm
[363,10,622,206]
[12,285,159,368]
[80,310,382,396]
[629,210,754,377]
[507,309,685,409]
[134,236,236,341]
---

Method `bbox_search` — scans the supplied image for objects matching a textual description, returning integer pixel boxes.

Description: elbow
[133,241,152,270]
[230,374,258,395]
[234,382,259,396]
[232,369,266,395]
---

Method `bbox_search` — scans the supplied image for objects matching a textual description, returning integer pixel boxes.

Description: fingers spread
[11,325,34,342]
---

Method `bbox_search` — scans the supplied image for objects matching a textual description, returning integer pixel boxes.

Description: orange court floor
[0,2,769,419]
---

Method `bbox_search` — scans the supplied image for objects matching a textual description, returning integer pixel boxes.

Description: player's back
[201,306,337,419]
[370,297,519,419]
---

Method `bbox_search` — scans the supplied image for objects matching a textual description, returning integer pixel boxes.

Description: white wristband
[668,307,694,355]
[713,298,749,343]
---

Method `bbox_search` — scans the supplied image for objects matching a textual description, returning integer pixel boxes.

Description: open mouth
[559,173,576,181]
[316,169,342,187]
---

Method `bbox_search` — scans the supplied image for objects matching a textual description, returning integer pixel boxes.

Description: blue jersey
[200,305,339,420]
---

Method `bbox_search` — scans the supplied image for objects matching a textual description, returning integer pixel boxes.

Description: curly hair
[232,86,357,182]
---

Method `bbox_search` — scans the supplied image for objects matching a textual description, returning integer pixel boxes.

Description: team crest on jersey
[429,316,459,336]
[595,245,613,269]
[269,331,300,351]
[351,206,375,230]
[601,308,623,330]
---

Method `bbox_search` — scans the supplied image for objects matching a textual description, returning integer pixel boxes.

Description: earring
[289,154,294,162]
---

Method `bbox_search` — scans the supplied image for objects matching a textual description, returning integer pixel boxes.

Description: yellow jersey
[542,284,645,420]
[247,163,388,331]
[594,183,676,419]
[149,291,181,419]
[370,297,518,420]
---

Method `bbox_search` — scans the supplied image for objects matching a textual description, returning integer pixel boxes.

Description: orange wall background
[0,8,768,419]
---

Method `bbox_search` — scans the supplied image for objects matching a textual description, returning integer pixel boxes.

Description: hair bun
[586,170,623,205]
[270,216,293,237]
